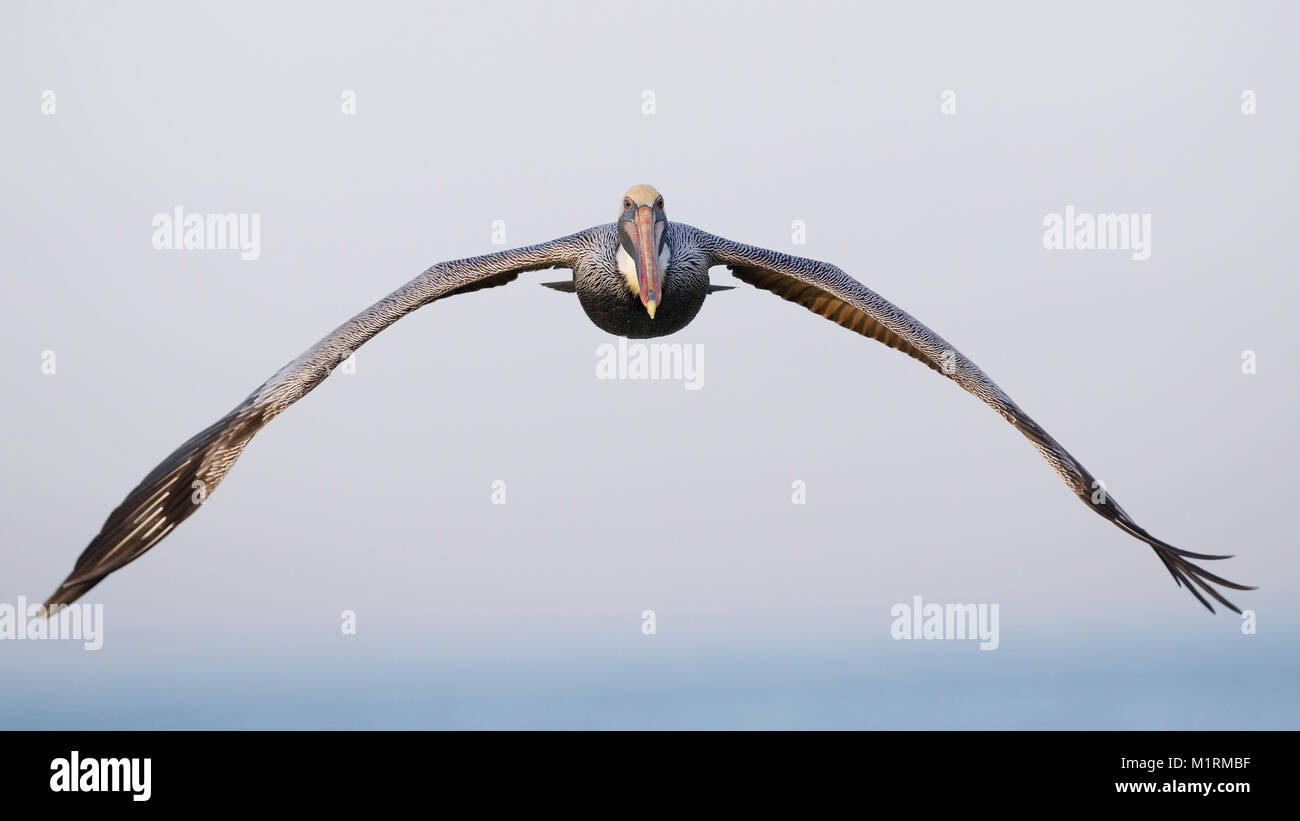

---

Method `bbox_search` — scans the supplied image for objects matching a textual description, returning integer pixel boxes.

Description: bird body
[570,222,709,338]
[42,185,1254,615]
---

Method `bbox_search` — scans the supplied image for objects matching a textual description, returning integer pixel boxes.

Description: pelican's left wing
[694,227,1253,613]
[44,227,604,610]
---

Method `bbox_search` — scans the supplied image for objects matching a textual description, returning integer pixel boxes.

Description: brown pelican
[42,184,1253,614]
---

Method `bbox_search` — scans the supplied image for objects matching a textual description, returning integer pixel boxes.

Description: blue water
[2,633,1293,730]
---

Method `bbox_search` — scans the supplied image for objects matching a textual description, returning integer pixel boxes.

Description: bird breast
[576,237,707,339]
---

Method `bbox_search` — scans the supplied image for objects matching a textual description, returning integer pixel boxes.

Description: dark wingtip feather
[45,404,263,611]
[1163,550,1247,614]
[1161,546,1234,561]
[40,577,102,617]
[1087,493,1254,614]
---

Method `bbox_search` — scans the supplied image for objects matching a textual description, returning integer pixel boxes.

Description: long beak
[627,205,662,318]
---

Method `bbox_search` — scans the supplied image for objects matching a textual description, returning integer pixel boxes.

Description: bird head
[617,184,667,319]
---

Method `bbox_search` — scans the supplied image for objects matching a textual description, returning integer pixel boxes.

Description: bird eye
[655,197,664,208]
[624,198,633,210]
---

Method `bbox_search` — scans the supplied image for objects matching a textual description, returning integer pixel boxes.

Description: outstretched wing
[44,228,602,610]
[695,227,1254,613]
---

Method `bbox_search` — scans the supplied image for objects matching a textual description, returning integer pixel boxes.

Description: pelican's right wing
[694,227,1253,613]
[44,227,606,610]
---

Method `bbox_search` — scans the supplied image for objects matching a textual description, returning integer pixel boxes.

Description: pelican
[42,184,1253,614]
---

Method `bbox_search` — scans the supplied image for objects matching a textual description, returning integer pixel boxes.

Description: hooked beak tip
[645,299,657,319]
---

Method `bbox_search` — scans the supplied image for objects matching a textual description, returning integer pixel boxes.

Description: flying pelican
[42,184,1253,614]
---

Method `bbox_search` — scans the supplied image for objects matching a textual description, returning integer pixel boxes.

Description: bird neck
[616,241,672,297]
